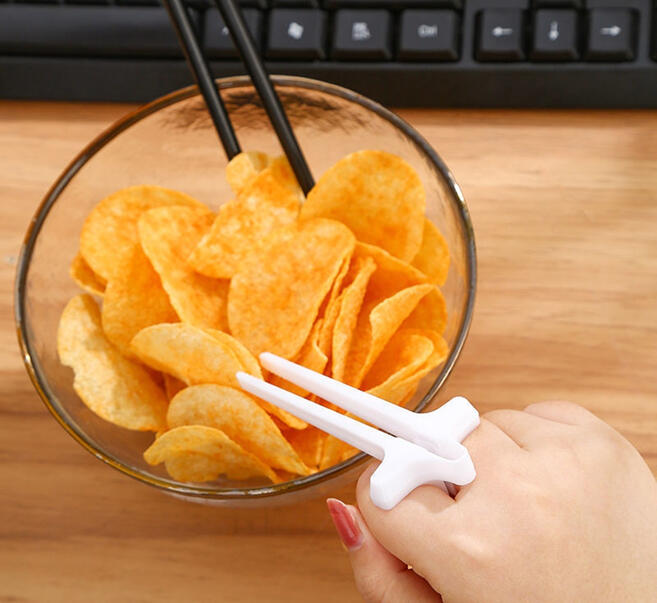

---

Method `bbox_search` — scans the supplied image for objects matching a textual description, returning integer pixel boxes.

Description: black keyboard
[0,0,655,107]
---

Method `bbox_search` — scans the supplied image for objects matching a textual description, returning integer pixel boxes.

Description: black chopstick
[214,0,315,195]
[162,0,241,159]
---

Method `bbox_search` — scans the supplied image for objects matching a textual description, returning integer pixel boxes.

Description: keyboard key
[531,9,578,61]
[326,0,461,8]
[116,0,160,6]
[239,0,269,8]
[266,9,326,59]
[398,10,459,62]
[204,8,262,59]
[66,0,111,5]
[586,9,636,62]
[272,0,318,7]
[475,9,524,62]
[533,0,581,7]
[331,9,392,61]
[0,5,191,57]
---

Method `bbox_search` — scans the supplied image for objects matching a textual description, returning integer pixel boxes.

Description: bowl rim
[14,75,477,501]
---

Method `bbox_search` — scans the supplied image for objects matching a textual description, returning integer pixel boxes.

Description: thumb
[327,498,441,603]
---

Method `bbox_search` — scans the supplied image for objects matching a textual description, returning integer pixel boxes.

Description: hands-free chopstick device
[237,352,480,510]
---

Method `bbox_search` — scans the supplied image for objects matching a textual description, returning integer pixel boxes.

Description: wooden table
[1,102,655,602]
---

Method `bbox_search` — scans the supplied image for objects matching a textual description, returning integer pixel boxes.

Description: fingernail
[327,498,363,551]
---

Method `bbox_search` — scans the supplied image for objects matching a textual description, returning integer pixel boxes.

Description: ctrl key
[476,9,525,62]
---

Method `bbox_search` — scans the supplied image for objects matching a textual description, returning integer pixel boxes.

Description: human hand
[327,401,657,602]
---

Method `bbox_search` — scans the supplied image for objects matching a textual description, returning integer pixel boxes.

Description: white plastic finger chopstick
[236,352,480,510]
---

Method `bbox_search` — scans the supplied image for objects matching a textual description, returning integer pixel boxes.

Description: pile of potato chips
[58,149,450,484]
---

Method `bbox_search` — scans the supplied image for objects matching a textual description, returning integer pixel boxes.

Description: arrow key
[476,9,525,62]
[586,8,636,62]
[531,10,578,62]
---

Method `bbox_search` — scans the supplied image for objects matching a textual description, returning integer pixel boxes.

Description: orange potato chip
[187,157,301,279]
[57,294,167,431]
[225,151,271,195]
[144,425,277,483]
[398,383,419,408]
[269,320,327,399]
[361,329,434,391]
[163,374,186,401]
[129,323,250,388]
[283,426,326,471]
[317,256,351,357]
[138,205,229,330]
[130,323,305,428]
[167,384,309,475]
[331,256,376,383]
[69,253,106,296]
[300,150,425,261]
[319,434,359,470]
[344,283,434,388]
[203,329,263,379]
[80,185,204,282]
[228,218,355,359]
[204,328,306,429]
[367,330,448,404]
[101,246,178,357]
[401,286,448,334]
[411,218,450,286]
[353,242,427,304]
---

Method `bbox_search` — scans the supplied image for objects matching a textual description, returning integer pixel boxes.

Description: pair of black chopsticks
[162,0,315,195]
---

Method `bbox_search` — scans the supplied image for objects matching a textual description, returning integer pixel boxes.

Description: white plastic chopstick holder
[237,352,480,510]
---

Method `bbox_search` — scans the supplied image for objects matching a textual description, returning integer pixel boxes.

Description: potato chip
[129,323,248,388]
[138,205,229,330]
[203,328,306,429]
[228,218,355,359]
[400,329,448,384]
[101,246,178,357]
[411,218,450,286]
[320,434,358,470]
[367,330,448,404]
[269,320,327,399]
[167,385,309,475]
[317,256,350,356]
[163,374,186,400]
[401,286,448,334]
[203,329,263,379]
[398,383,419,408]
[57,295,167,431]
[225,151,271,195]
[300,150,425,261]
[361,329,434,391]
[144,425,277,483]
[188,157,301,279]
[69,253,106,296]
[80,185,204,282]
[266,155,305,203]
[344,283,434,388]
[331,256,376,383]
[353,242,427,304]
[283,426,326,470]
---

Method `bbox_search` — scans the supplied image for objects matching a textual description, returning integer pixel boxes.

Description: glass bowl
[15,76,476,506]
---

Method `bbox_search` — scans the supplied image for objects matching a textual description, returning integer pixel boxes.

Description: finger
[327,498,442,603]
[483,408,570,449]
[524,400,602,426]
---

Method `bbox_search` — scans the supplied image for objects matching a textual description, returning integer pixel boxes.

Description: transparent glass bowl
[15,76,476,506]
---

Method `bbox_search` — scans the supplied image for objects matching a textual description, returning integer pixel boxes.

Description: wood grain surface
[1,101,655,602]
